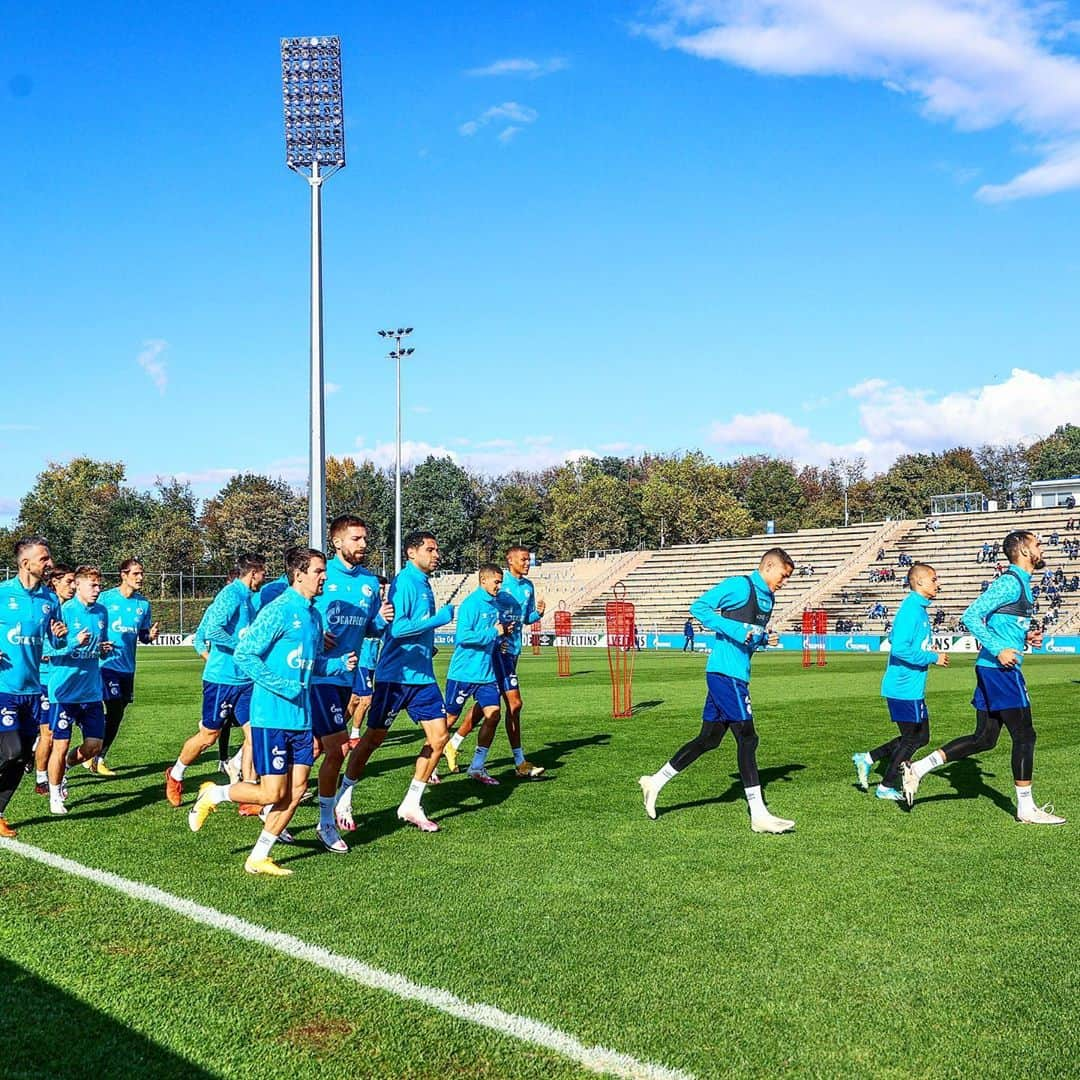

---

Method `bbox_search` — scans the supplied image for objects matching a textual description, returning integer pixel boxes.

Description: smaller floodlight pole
[281,35,346,553]
[378,328,414,574]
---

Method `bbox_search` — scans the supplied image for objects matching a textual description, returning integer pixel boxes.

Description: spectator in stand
[876,548,886,562]
[979,542,991,564]
[1048,531,1060,547]
[980,581,990,594]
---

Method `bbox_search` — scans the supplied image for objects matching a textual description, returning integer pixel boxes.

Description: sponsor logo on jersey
[286,646,313,671]
[6,621,41,646]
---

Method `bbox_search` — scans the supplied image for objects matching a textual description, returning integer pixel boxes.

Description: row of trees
[4,425,1079,594]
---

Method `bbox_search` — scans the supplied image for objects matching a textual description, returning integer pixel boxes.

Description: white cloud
[353,434,598,476]
[708,367,1080,470]
[642,1,1080,201]
[498,125,522,143]
[458,101,538,138]
[465,57,568,78]
[353,438,460,470]
[412,404,432,414]
[136,339,168,395]
[325,382,342,396]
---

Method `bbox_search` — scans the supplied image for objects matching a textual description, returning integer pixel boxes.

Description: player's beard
[342,549,367,568]
[1033,556,1046,570]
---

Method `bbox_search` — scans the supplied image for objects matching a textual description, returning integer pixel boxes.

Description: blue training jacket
[447,587,501,684]
[881,591,938,701]
[99,587,153,675]
[0,577,65,695]
[494,572,541,658]
[49,596,108,704]
[313,557,386,688]
[962,567,1033,670]
[202,578,259,687]
[375,562,452,685]
[689,570,774,683]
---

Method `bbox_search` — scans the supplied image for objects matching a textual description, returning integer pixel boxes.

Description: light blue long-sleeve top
[447,587,501,684]
[962,567,1033,670]
[0,577,65,695]
[99,587,153,675]
[313,557,385,688]
[494,572,541,658]
[202,577,260,686]
[374,562,452,685]
[48,597,108,704]
[688,571,774,683]
[234,586,347,730]
[881,591,937,700]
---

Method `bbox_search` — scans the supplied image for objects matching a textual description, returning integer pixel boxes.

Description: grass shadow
[915,758,1015,817]
[632,699,664,713]
[660,763,807,817]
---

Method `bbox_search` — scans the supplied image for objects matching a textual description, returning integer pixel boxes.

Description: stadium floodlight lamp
[280,35,347,553]
[380,327,416,575]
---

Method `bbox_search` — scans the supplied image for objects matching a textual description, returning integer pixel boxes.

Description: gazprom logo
[286,646,312,671]
[1045,638,1077,654]
[6,621,38,646]
[0,708,15,726]
[111,616,136,633]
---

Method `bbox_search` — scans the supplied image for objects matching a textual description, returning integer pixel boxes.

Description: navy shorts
[0,693,41,737]
[885,697,929,725]
[200,682,252,731]
[492,650,521,695]
[311,683,351,739]
[50,701,106,741]
[352,666,374,698]
[367,681,446,730]
[251,726,315,776]
[444,678,500,716]
[972,666,1030,712]
[39,691,52,724]
[702,673,752,723]
[101,671,136,704]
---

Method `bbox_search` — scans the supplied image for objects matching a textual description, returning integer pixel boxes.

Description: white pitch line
[0,838,693,1080]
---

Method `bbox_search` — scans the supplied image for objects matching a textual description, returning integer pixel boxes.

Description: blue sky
[5,0,1080,522]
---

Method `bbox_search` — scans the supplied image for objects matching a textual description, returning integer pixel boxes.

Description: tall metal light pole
[281,35,345,552]
[377,328,414,573]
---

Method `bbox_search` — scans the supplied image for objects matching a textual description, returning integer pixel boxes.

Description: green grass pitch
[2,647,1077,1079]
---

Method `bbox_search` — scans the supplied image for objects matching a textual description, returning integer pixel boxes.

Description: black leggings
[0,729,34,815]
[669,719,760,788]
[870,721,930,789]
[101,699,127,757]
[940,708,1036,783]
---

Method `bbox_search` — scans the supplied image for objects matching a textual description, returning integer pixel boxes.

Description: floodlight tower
[281,35,346,553]
[377,328,414,574]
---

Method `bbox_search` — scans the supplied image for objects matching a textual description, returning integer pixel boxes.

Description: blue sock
[470,745,490,771]
[512,747,525,766]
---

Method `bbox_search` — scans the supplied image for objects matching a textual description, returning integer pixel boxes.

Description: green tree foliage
[1026,424,1080,483]
[200,473,306,576]
[639,452,752,544]
[326,456,394,571]
[734,456,806,532]
[480,480,546,559]
[870,448,986,519]
[137,480,202,596]
[976,442,1030,505]
[401,456,480,570]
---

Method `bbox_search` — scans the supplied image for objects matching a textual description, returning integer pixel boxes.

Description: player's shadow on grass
[660,763,806,817]
[0,956,213,1080]
[632,699,663,713]
[914,759,1015,816]
[530,732,612,772]
[15,776,168,826]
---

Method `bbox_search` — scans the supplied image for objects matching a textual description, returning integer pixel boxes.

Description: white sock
[912,749,946,780]
[650,762,678,791]
[170,761,187,782]
[745,784,767,819]
[470,745,490,771]
[512,747,526,766]
[336,774,357,811]
[250,829,277,862]
[208,784,232,805]
[1016,785,1034,809]
[49,782,63,800]
[349,726,360,739]
[402,778,425,811]
[217,758,229,772]
[36,770,48,784]
[449,732,465,750]
[318,795,335,831]
[228,749,243,772]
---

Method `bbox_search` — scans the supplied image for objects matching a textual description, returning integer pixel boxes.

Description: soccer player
[311,516,393,853]
[335,531,454,833]
[45,566,112,814]
[491,545,546,778]
[0,536,67,836]
[187,547,356,876]
[34,564,76,795]
[902,531,1066,824]
[852,563,948,801]
[165,553,266,807]
[96,557,158,774]
[443,564,507,786]
[637,548,796,834]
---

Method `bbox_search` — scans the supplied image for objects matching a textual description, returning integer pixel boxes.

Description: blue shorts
[201,682,252,731]
[39,691,52,724]
[885,697,929,725]
[972,666,1030,712]
[702,673,752,723]
[367,681,446,730]
[311,683,351,739]
[352,666,374,698]
[101,671,136,704]
[492,650,521,695]
[444,679,500,716]
[251,726,315,776]
[0,693,41,737]
[50,701,106,741]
